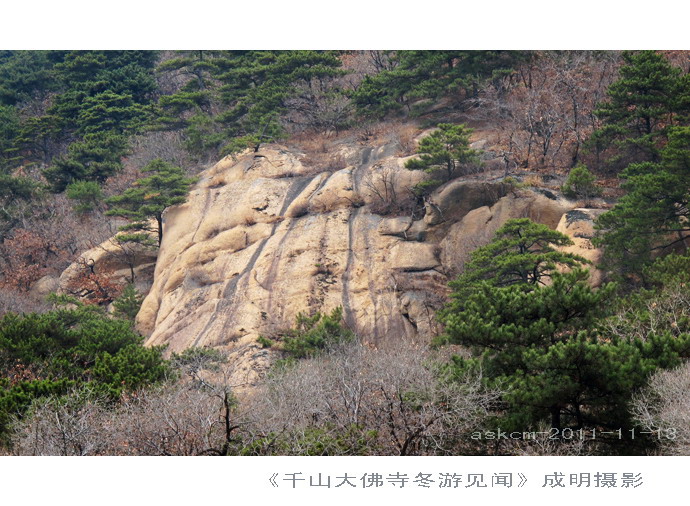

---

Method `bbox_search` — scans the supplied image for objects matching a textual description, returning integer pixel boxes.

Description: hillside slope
[120,137,598,380]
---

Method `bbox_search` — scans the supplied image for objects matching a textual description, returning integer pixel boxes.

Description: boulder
[556,208,606,286]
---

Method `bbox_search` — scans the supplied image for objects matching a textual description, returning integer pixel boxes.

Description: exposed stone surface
[58,139,606,382]
[29,275,60,301]
[58,236,158,297]
[426,180,510,226]
[439,190,573,275]
[378,216,412,237]
[556,208,606,286]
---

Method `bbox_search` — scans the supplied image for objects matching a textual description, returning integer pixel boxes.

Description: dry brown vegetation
[472,51,622,172]
[290,133,350,173]
[10,339,502,456]
[632,362,690,455]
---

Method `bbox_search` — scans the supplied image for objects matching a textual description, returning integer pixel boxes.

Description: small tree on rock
[112,284,144,321]
[561,165,601,202]
[105,159,196,246]
[405,123,479,183]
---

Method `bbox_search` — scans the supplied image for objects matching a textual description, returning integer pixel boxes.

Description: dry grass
[522,174,544,187]
[290,133,350,173]
[390,122,420,156]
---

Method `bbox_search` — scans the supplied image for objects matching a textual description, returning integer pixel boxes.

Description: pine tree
[214,50,343,153]
[589,50,690,169]
[0,105,20,170]
[440,270,626,430]
[438,217,690,438]
[405,123,479,182]
[561,165,601,202]
[352,51,529,117]
[595,126,690,277]
[112,284,144,321]
[155,50,344,158]
[445,218,588,305]
[66,180,104,214]
[43,132,129,191]
[105,159,196,246]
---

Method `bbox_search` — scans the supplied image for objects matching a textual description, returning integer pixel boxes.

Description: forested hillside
[1,50,690,455]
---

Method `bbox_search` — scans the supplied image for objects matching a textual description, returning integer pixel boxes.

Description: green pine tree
[352,51,529,117]
[43,132,129,191]
[589,50,690,169]
[66,180,104,214]
[438,217,690,443]
[445,218,589,305]
[595,126,690,277]
[105,159,196,246]
[561,165,601,202]
[405,123,479,183]
[0,105,20,170]
[112,284,144,321]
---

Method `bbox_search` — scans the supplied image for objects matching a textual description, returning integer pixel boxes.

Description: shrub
[66,180,104,214]
[0,306,169,439]
[281,307,354,359]
[112,284,143,321]
[562,165,601,201]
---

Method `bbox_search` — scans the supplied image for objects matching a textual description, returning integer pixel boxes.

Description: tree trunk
[551,406,561,432]
[157,215,163,246]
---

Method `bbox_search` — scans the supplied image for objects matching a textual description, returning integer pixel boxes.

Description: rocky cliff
[62,138,591,380]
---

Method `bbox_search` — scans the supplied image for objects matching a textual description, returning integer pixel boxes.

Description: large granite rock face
[59,140,598,382]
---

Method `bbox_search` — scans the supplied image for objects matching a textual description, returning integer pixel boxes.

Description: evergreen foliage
[105,159,196,246]
[438,218,690,445]
[0,50,158,190]
[112,284,144,321]
[590,50,690,168]
[66,180,104,214]
[352,51,528,117]
[405,123,479,183]
[271,307,354,360]
[0,305,168,438]
[595,126,690,276]
[446,218,588,303]
[0,105,20,170]
[561,165,601,201]
[0,50,61,106]
[156,50,344,157]
[44,132,129,191]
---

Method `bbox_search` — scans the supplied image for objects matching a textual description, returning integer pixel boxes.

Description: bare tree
[11,349,253,456]
[284,79,353,136]
[479,51,621,170]
[11,389,113,456]
[632,361,690,455]
[246,339,501,455]
[602,284,690,343]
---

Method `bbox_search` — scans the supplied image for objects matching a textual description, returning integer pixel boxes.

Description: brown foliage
[11,356,251,456]
[244,340,501,455]
[292,134,350,173]
[0,229,59,292]
[10,385,229,456]
[477,51,621,171]
[362,162,416,216]
[64,258,124,305]
[0,288,51,316]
